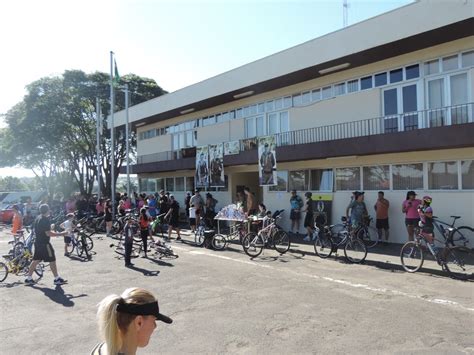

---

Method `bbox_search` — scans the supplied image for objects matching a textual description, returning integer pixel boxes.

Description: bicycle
[242,210,290,258]
[355,217,379,249]
[0,248,44,283]
[314,217,367,263]
[110,220,143,258]
[212,221,247,250]
[432,215,473,247]
[149,239,179,259]
[65,226,94,260]
[400,224,474,280]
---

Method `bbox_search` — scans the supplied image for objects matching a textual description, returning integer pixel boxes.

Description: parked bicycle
[400,223,474,280]
[65,225,94,260]
[149,239,178,259]
[0,246,44,283]
[432,215,472,247]
[314,217,367,263]
[242,210,290,258]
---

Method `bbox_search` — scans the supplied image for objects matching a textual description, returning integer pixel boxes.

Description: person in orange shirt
[374,191,390,243]
[11,205,23,235]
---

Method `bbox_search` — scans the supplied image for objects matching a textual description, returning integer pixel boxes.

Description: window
[428,161,458,190]
[258,103,265,113]
[245,117,256,138]
[283,96,292,108]
[360,76,372,90]
[256,115,265,136]
[302,91,311,104]
[334,83,346,96]
[424,59,439,75]
[175,177,185,191]
[322,86,332,99]
[450,73,468,124]
[274,98,283,110]
[243,106,250,117]
[269,171,288,192]
[145,179,156,192]
[335,167,360,191]
[383,88,398,133]
[289,170,309,191]
[363,165,390,190]
[461,51,474,68]
[427,78,445,127]
[389,69,403,83]
[311,89,321,102]
[186,176,195,191]
[392,164,423,190]
[268,113,278,135]
[203,116,215,126]
[461,160,474,189]
[347,79,359,93]
[405,64,420,80]
[156,178,165,192]
[222,112,230,122]
[293,94,302,106]
[165,177,175,191]
[236,108,243,119]
[374,72,387,87]
[310,169,333,191]
[249,105,257,115]
[442,55,458,72]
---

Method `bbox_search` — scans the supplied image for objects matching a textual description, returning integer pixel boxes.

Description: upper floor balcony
[130,103,474,174]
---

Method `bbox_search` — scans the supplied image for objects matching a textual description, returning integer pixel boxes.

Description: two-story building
[112,0,474,244]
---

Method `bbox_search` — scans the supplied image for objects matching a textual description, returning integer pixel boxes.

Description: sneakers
[64,252,70,256]
[125,263,134,267]
[24,277,34,285]
[176,236,182,241]
[54,277,67,285]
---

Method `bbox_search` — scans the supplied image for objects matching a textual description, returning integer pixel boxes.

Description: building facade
[112,0,474,244]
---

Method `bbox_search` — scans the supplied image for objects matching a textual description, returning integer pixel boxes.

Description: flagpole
[124,83,130,198]
[110,51,115,219]
[96,97,101,198]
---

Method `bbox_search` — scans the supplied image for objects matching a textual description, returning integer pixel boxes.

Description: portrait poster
[195,146,209,187]
[209,143,225,187]
[258,135,277,186]
[224,140,240,155]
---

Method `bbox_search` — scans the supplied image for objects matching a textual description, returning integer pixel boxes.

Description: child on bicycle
[60,213,75,257]
[417,196,434,244]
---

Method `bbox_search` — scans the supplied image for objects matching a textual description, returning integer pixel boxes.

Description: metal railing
[137,103,473,164]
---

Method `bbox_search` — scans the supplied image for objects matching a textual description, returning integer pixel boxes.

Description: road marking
[174,245,474,313]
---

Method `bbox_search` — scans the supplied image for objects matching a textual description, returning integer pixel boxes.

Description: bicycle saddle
[450,215,461,219]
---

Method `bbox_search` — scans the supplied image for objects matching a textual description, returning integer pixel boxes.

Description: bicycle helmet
[304,192,312,198]
[422,195,432,204]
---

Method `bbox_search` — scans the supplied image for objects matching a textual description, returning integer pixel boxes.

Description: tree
[0,70,166,198]
[0,176,27,191]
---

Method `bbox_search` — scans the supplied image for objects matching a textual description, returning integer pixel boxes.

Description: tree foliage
[0,70,166,197]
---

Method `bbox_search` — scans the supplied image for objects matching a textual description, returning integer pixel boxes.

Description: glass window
[310,169,333,191]
[279,111,289,132]
[293,94,302,106]
[156,178,165,192]
[461,160,474,189]
[450,73,468,124]
[222,112,230,122]
[246,117,256,138]
[250,105,258,115]
[311,89,321,101]
[256,116,265,136]
[215,114,222,123]
[243,106,250,117]
[363,165,390,190]
[289,170,309,191]
[185,131,193,147]
[269,171,288,192]
[274,98,283,110]
[360,76,373,90]
[236,108,243,119]
[462,51,474,68]
[302,91,311,104]
[175,177,185,191]
[392,164,423,190]
[268,113,278,135]
[383,88,398,115]
[347,79,359,93]
[424,59,439,75]
[165,177,175,191]
[442,55,458,71]
[266,100,274,112]
[147,179,156,192]
[229,111,235,119]
[405,64,420,79]
[334,83,346,96]
[335,167,360,191]
[322,86,332,99]
[374,72,387,87]
[172,134,179,151]
[389,69,403,83]
[283,96,292,108]
[258,103,265,113]
[428,161,458,190]
[186,176,194,191]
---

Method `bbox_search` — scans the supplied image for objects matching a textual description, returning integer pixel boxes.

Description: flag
[114,59,120,85]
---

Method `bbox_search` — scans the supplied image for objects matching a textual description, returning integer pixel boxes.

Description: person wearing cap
[346,191,368,231]
[289,190,303,235]
[418,196,435,245]
[11,204,23,235]
[60,212,75,257]
[402,191,422,241]
[92,287,172,355]
[164,195,181,241]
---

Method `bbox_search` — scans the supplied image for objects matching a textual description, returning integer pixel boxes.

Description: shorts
[376,218,389,230]
[189,218,196,226]
[405,218,420,226]
[290,210,301,220]
[33,243,56,262]
[303,213,314,228]
[169,218,179,228]
[64,236,72,244]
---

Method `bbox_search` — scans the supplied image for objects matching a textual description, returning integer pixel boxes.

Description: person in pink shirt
[401,190,421,241]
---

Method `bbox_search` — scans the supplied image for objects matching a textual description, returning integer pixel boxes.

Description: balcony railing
[137,102,473,164]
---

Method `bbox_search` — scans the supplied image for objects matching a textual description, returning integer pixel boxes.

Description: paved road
[0,228,473,354]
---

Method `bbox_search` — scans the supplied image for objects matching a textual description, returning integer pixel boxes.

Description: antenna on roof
[343,0,349,27]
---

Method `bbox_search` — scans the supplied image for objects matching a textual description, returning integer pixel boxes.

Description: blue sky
[0,0,412,177]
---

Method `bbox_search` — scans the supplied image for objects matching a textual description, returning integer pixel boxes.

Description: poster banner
[258,135,277,186]
[311,194,333,226]
[224,140,240,155]
[195,146,209,187]
[209,143,225,187]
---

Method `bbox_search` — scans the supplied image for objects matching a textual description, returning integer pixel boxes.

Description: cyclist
[346,191,368,233]
[417,196,435,245]
[302,192,314,242]
[402,190,421,241]
[165,195,181,241]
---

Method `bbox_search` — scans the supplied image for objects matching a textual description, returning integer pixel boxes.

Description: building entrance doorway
[232,172,263,209]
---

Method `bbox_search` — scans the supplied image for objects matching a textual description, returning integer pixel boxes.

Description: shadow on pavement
[146,256,174,267]
[0,281,24,288]
[30,284,87,307]
[127,264,160,276]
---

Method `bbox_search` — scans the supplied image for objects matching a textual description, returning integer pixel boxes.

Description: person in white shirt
[60,213,75,256]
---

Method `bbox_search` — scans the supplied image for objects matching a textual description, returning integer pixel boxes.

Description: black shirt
[34,215,51,244]
[170,201,179,220]
[160,196,169,213]
[306,200,313,215]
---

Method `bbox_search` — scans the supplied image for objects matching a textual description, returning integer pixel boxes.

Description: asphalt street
[0,227,473,355]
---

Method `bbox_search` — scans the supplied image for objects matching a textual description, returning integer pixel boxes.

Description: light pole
[124,84,130,198]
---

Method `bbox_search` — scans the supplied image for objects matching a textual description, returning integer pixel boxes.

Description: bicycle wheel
[449,226,473,247]
[242,233,264,258]
[314,234,333,259]
[357,226,378,249]
[0,262,8,282]
[33,262,44,279]
[273,230,290,254]
[442,246,474,280]
[400,242,424,273]
[195,227,205,247]
[344,238,367,263]
[12,242,25,258]
[212,234,227,251]
[81,234,93,251]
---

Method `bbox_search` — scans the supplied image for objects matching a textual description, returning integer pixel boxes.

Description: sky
[0,0,413,177]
